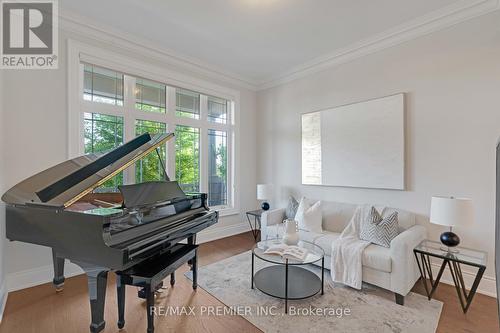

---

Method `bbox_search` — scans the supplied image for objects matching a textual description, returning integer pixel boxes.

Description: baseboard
[430,262,497,298]
[0,281,8,324]
[196,221,251,244]
[6,261,84,293]
[5,222,250,293]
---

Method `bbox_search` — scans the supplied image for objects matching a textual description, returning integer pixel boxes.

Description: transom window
[135,78,166,113]
[77,63,235,209]
[84,64,124,106]
[176,88,200,119]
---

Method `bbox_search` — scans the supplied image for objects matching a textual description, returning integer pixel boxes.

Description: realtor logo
[1,0,58,69]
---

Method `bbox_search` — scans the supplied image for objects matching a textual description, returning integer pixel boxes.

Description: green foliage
[135,103,165,114]
[84,113,124,190]
[175,125,200,192]
[135,120,167,182]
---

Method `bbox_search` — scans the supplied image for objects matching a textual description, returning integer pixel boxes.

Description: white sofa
[260,201,426,305]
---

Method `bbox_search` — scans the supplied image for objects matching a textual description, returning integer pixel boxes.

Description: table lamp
[430,196,474,253]
[257,184,273,211]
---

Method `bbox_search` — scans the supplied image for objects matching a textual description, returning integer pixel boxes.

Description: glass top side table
[413,240,487,313]
[246,209,263,242]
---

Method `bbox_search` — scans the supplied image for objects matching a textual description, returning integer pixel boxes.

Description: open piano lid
[1,132,174,208]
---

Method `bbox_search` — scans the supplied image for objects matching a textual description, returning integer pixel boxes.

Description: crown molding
[257,0,500,90]
[57,1,500,92]
[58,9,260,91]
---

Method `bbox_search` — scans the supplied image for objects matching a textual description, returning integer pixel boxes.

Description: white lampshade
[430,196,474,227]
[257,184,273,200]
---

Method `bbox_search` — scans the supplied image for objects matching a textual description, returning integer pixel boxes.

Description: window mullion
[199,95,208,193]
[123,75,136,184]
[228,129,234,208]
[167,86,177,180]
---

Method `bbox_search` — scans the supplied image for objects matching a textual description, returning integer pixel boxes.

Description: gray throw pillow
[285,196,299,219]
[359,207,399,248]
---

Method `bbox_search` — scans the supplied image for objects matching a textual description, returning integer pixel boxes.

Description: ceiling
[60,0,471,85]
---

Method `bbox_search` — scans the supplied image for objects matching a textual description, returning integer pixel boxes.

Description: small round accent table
[251,239,325,313]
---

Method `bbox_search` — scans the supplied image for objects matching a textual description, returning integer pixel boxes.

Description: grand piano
[1,132,218,332]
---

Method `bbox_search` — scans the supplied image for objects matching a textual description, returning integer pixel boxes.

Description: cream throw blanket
[330,205,376,289]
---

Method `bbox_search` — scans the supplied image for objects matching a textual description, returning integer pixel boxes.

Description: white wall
[2,28,257,290]
[257,11,500,296]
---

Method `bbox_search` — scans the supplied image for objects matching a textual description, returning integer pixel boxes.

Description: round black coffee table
[251,239,325,313]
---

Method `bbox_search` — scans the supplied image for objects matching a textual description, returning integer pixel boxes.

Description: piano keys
[1,132,218,333]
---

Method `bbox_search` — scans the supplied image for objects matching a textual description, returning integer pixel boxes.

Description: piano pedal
[137,282,165,299]
[137,287,147,299]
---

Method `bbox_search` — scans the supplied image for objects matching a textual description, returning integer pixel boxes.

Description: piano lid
[1,132,175,208]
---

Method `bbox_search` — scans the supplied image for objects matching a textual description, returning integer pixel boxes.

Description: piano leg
[116,277,126,329]
[145,285,155,333]
[192,249,198,290]
[187,234,197,269]
[76,263,109,333]
[52,249,65,292]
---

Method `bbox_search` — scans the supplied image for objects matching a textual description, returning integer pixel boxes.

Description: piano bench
[115,243,198,333]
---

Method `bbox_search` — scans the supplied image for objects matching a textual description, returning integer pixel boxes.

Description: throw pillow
[359,206,399,248]
[295,197,323,233]
[285,196,299,219]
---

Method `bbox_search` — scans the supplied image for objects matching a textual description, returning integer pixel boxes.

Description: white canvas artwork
[302,94,405,190]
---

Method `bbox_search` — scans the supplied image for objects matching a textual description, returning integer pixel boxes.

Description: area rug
[185,251,443,333]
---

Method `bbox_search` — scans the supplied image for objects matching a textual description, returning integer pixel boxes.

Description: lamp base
[440,230,460,253]
[261,202,270,211]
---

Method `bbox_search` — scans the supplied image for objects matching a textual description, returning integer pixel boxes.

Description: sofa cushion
[306,230,391,274]
[267,225,392,273]
[321,201,358,233]
[312,231,340,256]
[362,244,392,273]
[298,230,325,244]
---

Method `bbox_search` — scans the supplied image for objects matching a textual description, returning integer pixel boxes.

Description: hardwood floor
[0,231,498,333]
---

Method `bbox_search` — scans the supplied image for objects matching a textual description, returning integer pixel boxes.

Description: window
[176,88,200,119]
[208,130,227,206]
[78,61,236,210]
[175,126,200,193]
[83,64,124,106]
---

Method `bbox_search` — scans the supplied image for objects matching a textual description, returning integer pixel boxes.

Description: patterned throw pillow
[360,207,399,248]
[285,196,299,219]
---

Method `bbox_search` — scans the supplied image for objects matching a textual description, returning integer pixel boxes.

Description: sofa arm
[389,225,427,296]
[261,208,286,227]
[260,208,285,240]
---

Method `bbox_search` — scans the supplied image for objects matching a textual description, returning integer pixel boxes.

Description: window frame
[68,40,240,216]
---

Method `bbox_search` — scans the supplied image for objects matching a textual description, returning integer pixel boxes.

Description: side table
[246,209,263,241]
[413,240,487,313]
